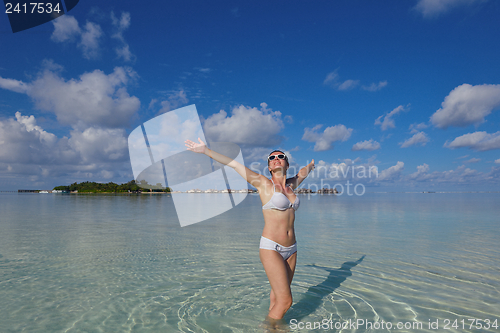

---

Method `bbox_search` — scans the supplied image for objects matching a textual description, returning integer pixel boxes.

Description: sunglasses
[268,154,287,161]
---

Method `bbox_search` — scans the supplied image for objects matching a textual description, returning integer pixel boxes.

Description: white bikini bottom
[259,236,297,261]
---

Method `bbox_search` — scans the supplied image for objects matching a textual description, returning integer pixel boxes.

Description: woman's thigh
[285,252,297,285]
[260,249,291,298]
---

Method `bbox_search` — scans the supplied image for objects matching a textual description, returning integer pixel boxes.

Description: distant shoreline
[5,190,500,194]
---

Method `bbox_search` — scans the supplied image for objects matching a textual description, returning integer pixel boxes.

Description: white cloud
[0,112,58,164]
[0,65,140,129]
[203,103,285,147]
[409,122,429,134]
[407,164,487,184]
[111,11,130,31]
[157,90,189,114]
[53,14,136,61]
[0,112,128,165]
[111,12,135,62]
[51,16,103,60]
[79,21,103,59]
[377,161,404,181]
[323,71,339,85]
[400,131,430,148]
[430,84,500,129]
[464,157,481,163]
[116,45,133,62]
[68,127,128,163]
[362,81,388,92]
[338,79,360,91]
[0,112,130,188]
[0,77,29,94]
[324,70,386,92]
[375,105,408,131]
[409,163,430,180]
[323,70,359,91]
[495,159,500,164]
[302,124,352,151]
[414,0,487,18]
[444,131,500,151]
[352,139,381,151]
[14,112,57,145]
[51,15,81,42]
[405,163,487,184]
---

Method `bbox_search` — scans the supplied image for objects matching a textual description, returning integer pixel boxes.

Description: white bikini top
[262,180,300,211]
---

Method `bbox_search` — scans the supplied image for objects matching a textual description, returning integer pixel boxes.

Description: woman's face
[268,152,288,174]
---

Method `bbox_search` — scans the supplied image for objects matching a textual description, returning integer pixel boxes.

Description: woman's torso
[260,179,298,247]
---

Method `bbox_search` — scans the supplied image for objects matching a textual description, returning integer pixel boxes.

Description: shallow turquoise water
[0,192,499,332]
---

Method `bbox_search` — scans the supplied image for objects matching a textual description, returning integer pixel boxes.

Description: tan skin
[185,138,314,320]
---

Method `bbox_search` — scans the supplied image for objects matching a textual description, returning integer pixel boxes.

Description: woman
[185,138,314,320]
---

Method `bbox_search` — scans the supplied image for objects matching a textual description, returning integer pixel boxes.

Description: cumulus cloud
[352,139,381,151]
[375,105,408,131]
[111,12,135,62]
[203,103,285,147]
[362,81,388,92]
[409,163,430,180]
[52,13,133,61]
[495,159,500,164]
[444,131,500,151]
[0,112,130,188]
[51,15,103,60]
[0,112,58,164]
[0,112,126,165]
[157,90,189,114]
[464,157,481,163]
[400,131,430,148]
[409,122,429,134]
[68,127,128,163]
[377,161,404,181]
[79,21,103,59]
[302,124,352,151]
[409,164,487,184]
[414,0,488,18]
[0,65,140,129]
[430,84,500,129]
[51,15,81,42]
[405,163,482,184]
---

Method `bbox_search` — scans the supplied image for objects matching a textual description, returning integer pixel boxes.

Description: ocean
[0,192,499,332]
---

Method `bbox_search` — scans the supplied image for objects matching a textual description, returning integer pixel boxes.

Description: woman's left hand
[185,138,207,154]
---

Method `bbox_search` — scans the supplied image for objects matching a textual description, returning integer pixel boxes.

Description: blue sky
[1,0,500,192]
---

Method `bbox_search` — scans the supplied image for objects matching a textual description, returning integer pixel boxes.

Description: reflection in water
[286,255,365,323]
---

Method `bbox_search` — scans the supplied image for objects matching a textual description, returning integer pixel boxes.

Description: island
[52,180,171,193]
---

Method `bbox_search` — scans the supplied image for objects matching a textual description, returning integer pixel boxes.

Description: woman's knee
[277,294,292,309]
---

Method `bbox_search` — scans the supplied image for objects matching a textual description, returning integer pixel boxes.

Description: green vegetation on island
[53,180,171,193]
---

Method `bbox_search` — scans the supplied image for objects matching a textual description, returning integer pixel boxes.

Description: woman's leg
[260,249,297,319]
[269,252,297,310]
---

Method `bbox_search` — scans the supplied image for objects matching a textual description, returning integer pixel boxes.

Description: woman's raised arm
[185,138,267,189]
[287,159,315,189]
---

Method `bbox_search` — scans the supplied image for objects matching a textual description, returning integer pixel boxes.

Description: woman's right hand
[185,138,207,154]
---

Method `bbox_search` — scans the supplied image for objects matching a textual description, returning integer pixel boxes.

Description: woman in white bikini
[185,138,314,320]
